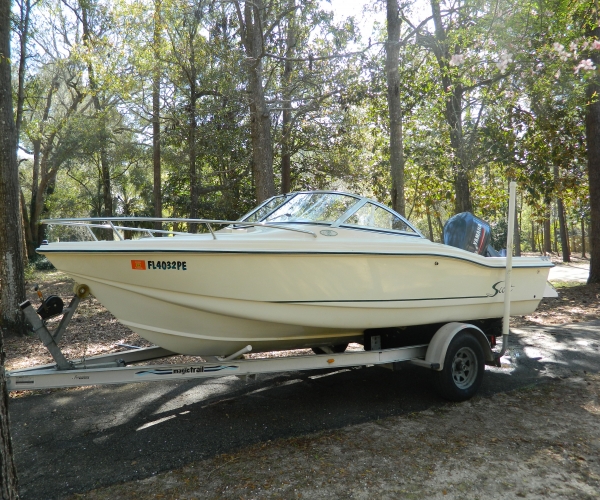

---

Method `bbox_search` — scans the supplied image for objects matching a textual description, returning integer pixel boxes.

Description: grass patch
[549,280,586,289]
[25,255,56,281]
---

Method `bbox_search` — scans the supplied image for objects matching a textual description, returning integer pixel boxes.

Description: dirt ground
[74,374,600,500]
[5,253,600,499]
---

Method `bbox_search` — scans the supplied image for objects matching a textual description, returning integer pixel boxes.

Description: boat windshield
[263,193,359,224]
[341,202,414,233]
[240,195,291,222]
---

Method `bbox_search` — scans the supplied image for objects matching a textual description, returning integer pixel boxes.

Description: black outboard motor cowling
[443,212,491,256]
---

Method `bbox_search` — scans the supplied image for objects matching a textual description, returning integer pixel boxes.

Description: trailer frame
[8,288,496,401]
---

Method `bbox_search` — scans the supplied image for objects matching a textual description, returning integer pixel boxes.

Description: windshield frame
[260,192,362,226]
[335,198,422,236]
[237,194,293,223]
[239,191,423,237]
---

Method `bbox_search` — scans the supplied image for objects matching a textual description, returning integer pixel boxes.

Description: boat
[37,191,554,357]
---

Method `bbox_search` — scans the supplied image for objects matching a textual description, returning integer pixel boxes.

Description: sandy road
[548,261,590,283]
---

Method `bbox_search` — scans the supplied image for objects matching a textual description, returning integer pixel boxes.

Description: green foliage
[27,255,56,273]
[10,0,597,248]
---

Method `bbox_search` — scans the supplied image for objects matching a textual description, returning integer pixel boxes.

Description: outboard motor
[443,212,491,256]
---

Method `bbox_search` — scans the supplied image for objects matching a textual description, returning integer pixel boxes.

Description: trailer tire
[435,331,484,402]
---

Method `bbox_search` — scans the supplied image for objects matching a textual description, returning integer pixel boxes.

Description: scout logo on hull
[487,281,515,297]
[130,260,187,270]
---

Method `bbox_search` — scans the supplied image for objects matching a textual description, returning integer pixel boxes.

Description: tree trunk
[586,26,600,282]
[0,0,27,335]
[0,1,24,494]
[173,8,202,234]
[239,0,275,203]
[188,78,198,232]
[24,67,84,253]
[557,197,570,262]
[531,220,536,253]
[15,0,32,141]
[435,211,444,242]
[426,207,434,241]
[20,189,32,251]
[453,166,472,214]
[152,74,162,229]
[26,73,66,256]
[385,0,405,216]
[429,0,472,214]
[0,363,19,500]
[28,138,41,256]
[100,149,111,218]
[582,218,586,258]
[280,0,295,194]
[31,149,57,248]
[153,0,162,232]
[81,1,112,225]
[543,209,552,254]
[553,163,570,262]
[36,176,56,247]
[20,196,28,267]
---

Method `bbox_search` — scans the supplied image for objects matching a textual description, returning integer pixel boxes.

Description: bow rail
[40,217,318,241]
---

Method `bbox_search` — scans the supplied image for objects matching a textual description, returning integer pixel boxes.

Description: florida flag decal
[131,260,146,270]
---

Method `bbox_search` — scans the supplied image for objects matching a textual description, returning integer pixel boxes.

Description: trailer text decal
[172,366,204,374]
[135,365,238,378]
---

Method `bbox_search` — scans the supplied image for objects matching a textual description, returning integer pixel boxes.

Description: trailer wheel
[435,331,484,402]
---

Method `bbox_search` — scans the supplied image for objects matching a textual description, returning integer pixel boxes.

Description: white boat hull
[41,234,552,356]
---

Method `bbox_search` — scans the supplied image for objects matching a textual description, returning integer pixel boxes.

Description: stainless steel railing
[40,217,317,241]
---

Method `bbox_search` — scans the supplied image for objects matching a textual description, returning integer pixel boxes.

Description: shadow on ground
[9,321,600,499]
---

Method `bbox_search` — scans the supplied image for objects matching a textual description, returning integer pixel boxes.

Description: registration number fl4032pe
[131,259,187,271]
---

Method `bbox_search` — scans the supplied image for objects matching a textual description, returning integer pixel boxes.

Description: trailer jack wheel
[435,331,485,402]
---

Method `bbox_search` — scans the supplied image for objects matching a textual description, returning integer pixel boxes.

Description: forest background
[6,0,600,263]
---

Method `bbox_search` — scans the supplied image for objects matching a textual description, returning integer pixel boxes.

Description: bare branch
[263,43,378,63]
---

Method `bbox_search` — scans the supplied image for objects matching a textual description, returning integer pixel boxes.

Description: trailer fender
[424,322,494,371]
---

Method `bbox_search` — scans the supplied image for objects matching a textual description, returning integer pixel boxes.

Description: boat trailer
[7,184,521,401]
[5,277,505,402]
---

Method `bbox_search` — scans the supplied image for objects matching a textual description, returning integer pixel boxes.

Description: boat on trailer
[35,191,553,357]
[9,188,556,401]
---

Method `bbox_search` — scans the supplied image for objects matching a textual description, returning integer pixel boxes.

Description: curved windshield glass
[264,193,359,224]
[241,195,290,222]
[342,202,415,233]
